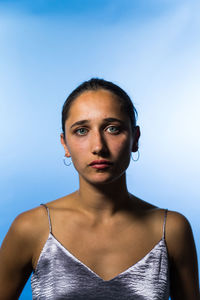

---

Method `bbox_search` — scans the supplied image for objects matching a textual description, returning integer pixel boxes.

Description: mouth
[89,160,113,169]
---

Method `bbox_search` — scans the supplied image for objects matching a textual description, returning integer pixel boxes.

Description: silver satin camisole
[31,205,170,299]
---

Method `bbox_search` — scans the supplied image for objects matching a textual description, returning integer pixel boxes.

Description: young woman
[0,78,199,299]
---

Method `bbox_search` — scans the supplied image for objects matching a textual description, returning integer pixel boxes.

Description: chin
[83,172,125,186]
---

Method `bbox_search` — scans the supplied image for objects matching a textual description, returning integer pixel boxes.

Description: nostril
[92,145,109,156]
[92,145,104,155]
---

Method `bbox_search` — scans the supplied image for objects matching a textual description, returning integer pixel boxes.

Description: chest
[49,222,159,281]
[32,235,170,300]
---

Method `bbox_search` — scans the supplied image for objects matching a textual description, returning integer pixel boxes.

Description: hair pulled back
[62,78,138,137]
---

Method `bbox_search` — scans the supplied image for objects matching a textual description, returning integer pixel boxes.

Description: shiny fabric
[31,206,170,299]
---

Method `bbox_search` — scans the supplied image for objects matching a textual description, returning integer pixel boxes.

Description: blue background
[0,0,199,298]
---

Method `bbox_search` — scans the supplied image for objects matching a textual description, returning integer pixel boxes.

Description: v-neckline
[48,232,165,282]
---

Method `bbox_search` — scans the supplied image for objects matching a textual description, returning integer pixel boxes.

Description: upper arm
[0,212,35,300]
[166,211,200,300]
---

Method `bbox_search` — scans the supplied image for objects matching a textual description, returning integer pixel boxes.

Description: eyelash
[74,125,121,136]
[75,128,88,136]
[106,126,120,134]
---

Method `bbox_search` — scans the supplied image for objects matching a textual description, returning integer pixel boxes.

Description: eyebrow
[70,118,125,129]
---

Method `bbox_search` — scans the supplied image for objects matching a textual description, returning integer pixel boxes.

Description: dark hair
[62,78,138,137]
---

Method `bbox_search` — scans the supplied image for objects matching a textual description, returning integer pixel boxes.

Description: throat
[75,189,133,223]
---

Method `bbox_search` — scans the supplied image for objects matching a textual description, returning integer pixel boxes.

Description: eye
[75,128,88,136]
[106,126,120,134]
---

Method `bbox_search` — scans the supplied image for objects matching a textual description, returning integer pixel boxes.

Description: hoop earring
[63,156,72,166]
[131,150,140,162]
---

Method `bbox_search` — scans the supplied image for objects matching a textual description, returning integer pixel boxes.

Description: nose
[91,130,108,156]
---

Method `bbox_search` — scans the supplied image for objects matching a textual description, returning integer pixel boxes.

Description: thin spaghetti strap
[162,209,168,240]
[41,204,52,233]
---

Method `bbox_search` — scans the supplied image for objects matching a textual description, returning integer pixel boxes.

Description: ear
[132,126,140,152]
[60,133,71,157]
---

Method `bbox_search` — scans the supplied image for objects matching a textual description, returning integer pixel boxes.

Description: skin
[0,89,199,299]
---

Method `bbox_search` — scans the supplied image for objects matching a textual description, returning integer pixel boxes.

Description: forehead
[66,90,126,122]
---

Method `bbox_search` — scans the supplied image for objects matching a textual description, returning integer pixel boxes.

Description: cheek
[111,136,132,156]
[112,137,133,171]
[68,139,88,164]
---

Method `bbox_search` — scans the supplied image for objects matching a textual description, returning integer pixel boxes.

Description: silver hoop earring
[63,156,72,166]
[131,150,140,162]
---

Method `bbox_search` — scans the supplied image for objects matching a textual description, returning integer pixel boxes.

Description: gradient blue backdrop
[0,0,199,298]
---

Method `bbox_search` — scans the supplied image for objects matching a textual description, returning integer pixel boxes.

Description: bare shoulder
[166,210,192,232]
[165,210,196,260]
[136,200,192,241]
[8,191,77,240]
[164,211,199,297]
[165,210,193,244]
[0,206,51,299]
[12,205,47,233]
[8,191,78,239]
[130,196,195,247]
[2,206,48,250]
[45,191,78,209]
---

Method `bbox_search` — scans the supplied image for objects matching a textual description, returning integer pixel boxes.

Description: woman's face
[61,89,140,185]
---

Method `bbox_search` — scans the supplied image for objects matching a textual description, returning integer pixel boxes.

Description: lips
[89,160,112,166]
[89,160,113,169]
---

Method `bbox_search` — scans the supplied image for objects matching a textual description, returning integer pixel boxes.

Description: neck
[76,174,131,222]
